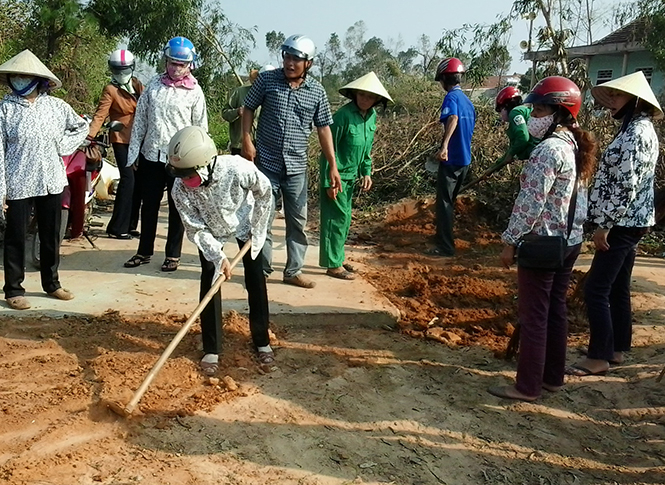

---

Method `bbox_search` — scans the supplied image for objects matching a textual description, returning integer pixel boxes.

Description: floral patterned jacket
[171,155,272,267]
[502,130,587,247]
[588,115,658,229]
[0,93,88,202]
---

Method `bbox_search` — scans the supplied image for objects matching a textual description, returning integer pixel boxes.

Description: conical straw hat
[591,71,662,120]
[339,71,393,103]
[0,49,62,89]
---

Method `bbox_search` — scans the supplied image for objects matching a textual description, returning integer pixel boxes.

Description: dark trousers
[584,226,647,361]
[516,244,581,397]
[199,239,270,354]
[106,143,141,236]
[136,157,184,259]
[4,193,63,297]
[435,163,469,255]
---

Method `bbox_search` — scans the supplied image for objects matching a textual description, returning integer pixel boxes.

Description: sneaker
[283,274,316,289]
[6,296,30,310]
[48,288,74,300]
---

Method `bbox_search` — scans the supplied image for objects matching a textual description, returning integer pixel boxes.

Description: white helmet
[108,49,135,71]
[259,64,276,73]
[167,126,217,178]
[281,35,315,60]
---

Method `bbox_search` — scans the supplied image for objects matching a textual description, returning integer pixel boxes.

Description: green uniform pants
[319,179,354,268]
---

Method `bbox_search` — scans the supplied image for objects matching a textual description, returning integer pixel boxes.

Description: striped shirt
[243,69,332,175]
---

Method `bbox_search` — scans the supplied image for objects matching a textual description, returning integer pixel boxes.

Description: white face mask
[527,114,555,139]
[112,72,132,85]
[10,75,38,96]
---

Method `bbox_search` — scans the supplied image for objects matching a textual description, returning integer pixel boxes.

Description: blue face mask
[9,75,39,96]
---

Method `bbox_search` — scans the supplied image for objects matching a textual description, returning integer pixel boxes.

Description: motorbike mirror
[109,121,125,132]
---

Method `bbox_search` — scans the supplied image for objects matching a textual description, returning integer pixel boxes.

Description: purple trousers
[515,244,581,397]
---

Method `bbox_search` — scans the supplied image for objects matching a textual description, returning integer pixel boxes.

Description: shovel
[108,240,252,417]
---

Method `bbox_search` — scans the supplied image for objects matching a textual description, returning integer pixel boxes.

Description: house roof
[524,18,647,62]
[594,18,648,45]
[462,73,522,90]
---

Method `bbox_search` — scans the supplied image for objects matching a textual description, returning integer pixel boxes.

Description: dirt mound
[0,310,271,423]
[360,198,589,353]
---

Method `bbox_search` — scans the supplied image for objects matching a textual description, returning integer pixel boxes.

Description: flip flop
[487,385,538,402]
[565,365,608,377]
[578,347,623,365]
[326,269,355,280]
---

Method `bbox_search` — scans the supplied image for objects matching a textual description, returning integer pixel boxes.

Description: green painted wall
[588,51,664,96]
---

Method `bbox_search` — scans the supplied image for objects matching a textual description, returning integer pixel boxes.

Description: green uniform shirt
[501,105,538,162]
[320,101,376,188]
[222,84,259,150]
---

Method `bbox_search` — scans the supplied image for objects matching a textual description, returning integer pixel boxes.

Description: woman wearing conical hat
[0,49,88,310]
[319,72,392,280]
[568,71,662,377]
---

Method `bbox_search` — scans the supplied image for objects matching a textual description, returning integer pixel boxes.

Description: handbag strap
[566,174,578,240]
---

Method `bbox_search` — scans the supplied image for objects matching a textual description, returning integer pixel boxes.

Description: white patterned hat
[591,71,662,120]
[0,49,62,89]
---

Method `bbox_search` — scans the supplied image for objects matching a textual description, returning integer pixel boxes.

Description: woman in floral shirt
[569,72,661,376]
[489,77,598,401]
[167,126,274,373]
[124,36,208,272]
[0,50,88,310]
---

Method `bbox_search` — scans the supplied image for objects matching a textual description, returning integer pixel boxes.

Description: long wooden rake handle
[123,240,252,415]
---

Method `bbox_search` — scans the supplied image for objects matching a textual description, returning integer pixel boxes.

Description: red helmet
[524,76,582,118]
[495,86,522,112]
[434,57,465,81]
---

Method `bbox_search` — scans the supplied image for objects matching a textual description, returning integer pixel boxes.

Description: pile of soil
[356,197,589,353]
[0,310,272,423]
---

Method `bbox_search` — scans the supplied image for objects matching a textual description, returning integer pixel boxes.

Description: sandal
[326,269,355,280]
[342,263,357,273]
[161,258,180,272]
[200,360,219,376]
[124,254,151,268]
[258,351,275,365]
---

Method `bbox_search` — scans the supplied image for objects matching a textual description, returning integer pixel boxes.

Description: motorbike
[30,120,124,269]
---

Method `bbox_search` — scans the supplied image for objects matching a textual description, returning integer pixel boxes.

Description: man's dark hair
[443,73,462,87]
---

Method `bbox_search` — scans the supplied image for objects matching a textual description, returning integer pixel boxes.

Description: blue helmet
[164,37,197,65]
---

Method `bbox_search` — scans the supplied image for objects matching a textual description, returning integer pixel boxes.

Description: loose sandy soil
[2,198,665,484]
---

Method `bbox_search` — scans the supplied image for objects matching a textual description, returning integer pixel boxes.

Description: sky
[220,0,616,75]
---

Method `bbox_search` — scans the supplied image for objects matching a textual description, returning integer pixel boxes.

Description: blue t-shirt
[439,86,476,166]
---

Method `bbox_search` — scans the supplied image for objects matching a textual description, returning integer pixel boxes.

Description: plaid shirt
[243,69,333,175]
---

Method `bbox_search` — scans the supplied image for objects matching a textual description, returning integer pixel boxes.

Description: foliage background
[0,0,664,233]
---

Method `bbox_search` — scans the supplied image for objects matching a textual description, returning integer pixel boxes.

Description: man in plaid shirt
[242,34,341,289]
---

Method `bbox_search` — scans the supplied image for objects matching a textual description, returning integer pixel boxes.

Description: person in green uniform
[222,65,274,155]
[495,86,538,165]
[319,72,392,280]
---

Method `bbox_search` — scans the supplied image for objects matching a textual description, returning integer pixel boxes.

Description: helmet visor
[166,164,199,179]
[110,66,133,76]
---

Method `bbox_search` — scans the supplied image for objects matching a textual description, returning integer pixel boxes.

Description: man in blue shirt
[242,35,341,288]
[429,57,476,257]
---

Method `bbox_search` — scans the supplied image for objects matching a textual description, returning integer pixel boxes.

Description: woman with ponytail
[568,72,661,376]
[489,76,598,401]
